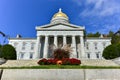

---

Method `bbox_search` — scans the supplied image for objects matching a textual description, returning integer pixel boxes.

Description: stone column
[63,35,67,45]
[54,35,58,47]
[43,35,48,58]
[34,36,41,59]
[72,35,77,58]
[80,35,85,59]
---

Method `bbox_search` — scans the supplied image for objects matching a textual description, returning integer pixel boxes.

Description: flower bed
[37,58,81,65]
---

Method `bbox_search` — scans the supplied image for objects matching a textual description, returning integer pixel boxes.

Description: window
[29,52,33,59]
[20,52,25,59]
[94,42,98,50]
[22,42,26,50]
[87,53,90,58]
[14,42,18,49]
[103,42,106,49]
[86,42,89,50]
[31,43,35,50]
[96,52,99,59]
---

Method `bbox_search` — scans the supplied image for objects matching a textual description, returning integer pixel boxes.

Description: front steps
[0,59,119,67]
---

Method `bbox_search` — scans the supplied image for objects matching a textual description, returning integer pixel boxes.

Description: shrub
[0,44,16,60]
[37,58,81,65]
[69,58,81,65]
[54,48,70,60]
[102,44,120,59]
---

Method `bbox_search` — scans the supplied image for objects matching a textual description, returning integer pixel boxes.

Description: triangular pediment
[36,23,84,30]
[45,24,77,29]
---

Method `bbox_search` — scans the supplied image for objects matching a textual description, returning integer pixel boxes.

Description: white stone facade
[9,9,111,60]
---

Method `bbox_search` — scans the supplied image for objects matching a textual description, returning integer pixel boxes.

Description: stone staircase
[81,59,119,66]
[0,59,119,67]
[0,60,39,67]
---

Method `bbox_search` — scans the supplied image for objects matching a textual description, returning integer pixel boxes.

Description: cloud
[72,0,83,6]
[73,0,120,17]
[98,24,120,34]
[72,0,120,34]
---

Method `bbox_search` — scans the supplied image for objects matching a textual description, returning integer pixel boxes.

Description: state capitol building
[9,9,111,60]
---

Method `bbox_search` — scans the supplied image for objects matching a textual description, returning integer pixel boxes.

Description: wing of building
[9,9,111,60]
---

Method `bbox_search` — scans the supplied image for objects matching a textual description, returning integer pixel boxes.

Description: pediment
[45,25,76,29]
[36,23,84,30]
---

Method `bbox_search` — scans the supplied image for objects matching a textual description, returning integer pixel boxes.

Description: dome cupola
[51,8,69,23]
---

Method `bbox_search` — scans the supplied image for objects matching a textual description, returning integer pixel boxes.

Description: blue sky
[0,0,120,39]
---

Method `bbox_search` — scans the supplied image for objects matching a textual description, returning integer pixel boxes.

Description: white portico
[35,9,85,59]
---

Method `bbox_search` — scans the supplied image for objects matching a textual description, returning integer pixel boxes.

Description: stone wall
[0,69,120,80]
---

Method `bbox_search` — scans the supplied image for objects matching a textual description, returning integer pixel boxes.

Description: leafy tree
[116,43,120,56]
[0,45,2,55]
[87,32,101,37]
[87,33,94,37]
[102,44,120,59]
[111,30,120,44]
[111,35,120,44]
[107,31,114,37]
[0,44,16,60]
[94,32,101,37]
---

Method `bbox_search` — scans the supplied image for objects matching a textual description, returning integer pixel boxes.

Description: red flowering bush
[69,58,81,65]
[62,58,70,65]
[37,58,58,65]
[37,58,81,65]
[37,58,47,65]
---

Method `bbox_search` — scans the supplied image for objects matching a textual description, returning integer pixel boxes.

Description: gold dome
[53,8,68,19]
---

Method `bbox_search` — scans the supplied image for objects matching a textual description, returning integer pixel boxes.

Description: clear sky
[0,0,120,39]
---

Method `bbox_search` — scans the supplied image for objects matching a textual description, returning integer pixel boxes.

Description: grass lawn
[0,65,120,69]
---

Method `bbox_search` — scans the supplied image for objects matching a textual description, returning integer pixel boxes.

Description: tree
[0,45,1,49]
[0,45,2,55]
[111,30,120,44]
[111,35,120,44]
[86,32,101,37]
[94,32,101,37]
[87,33,94,37]
[0,44,16,60]
[116,43,120,56]
[102,44,120,59]
[107,31,114,37]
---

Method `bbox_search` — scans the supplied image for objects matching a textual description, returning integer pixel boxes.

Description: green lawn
[0,65,120,69]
